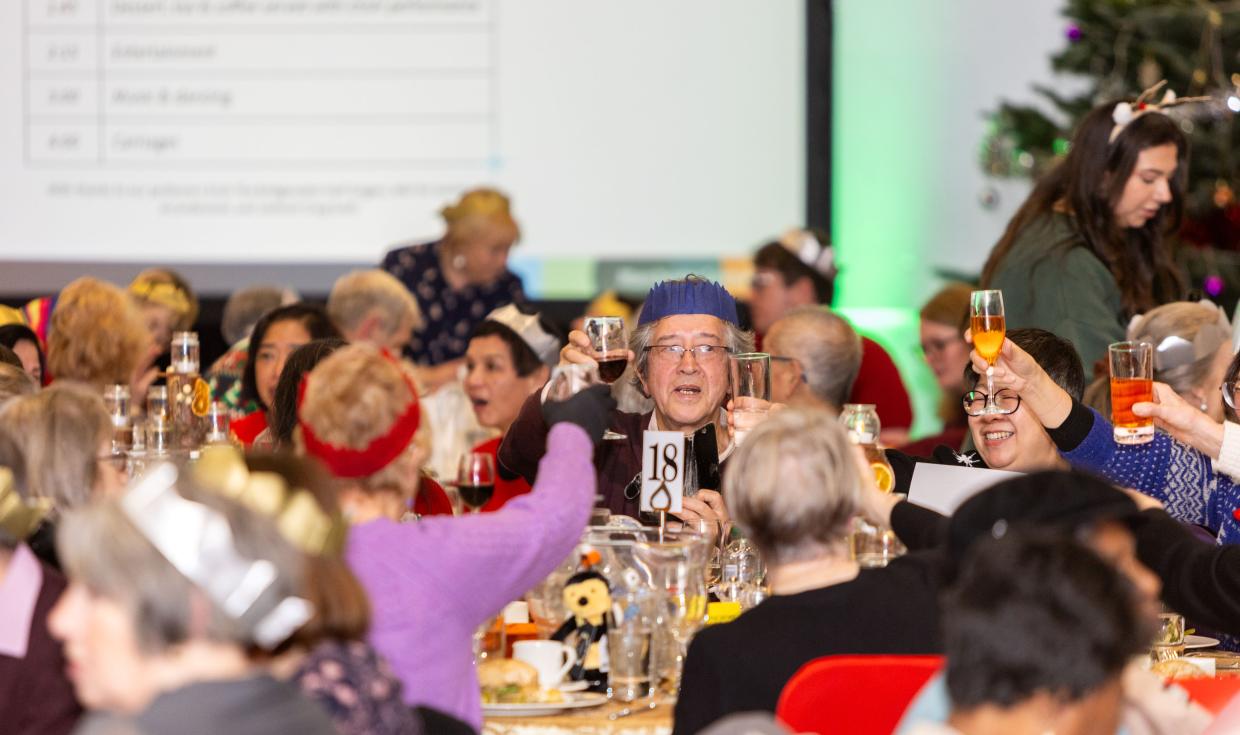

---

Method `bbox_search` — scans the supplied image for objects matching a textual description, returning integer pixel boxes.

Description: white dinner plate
[1185,634,1220,649]
[483,692,608,717]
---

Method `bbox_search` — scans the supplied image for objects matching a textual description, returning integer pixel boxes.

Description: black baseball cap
[947,470,1143,563]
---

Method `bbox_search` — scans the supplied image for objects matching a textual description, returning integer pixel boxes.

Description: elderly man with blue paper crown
[499,276,755,523]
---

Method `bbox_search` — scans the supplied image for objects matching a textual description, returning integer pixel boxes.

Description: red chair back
[775,655,944,734]
[1177,676,1240,716]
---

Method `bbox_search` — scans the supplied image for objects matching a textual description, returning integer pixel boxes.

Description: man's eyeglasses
[769,355,807,383]
[644,344,731,365]
[962,389,1021,417]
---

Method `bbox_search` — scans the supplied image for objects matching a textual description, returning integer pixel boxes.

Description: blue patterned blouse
[381,240,526,366]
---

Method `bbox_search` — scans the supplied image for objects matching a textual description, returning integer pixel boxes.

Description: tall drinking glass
[729,353,771,446]
[204,401,231,445]
[146,385,168,421]
[1109,341,1154,445]
[970,290,1006,414]
[103,385,132,453]
[456,452,495,513]
[607,587,654,702]
[633,529,709,697]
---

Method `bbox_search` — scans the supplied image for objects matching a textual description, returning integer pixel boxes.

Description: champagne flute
[969,290,1006,415]
[456,452,495,514]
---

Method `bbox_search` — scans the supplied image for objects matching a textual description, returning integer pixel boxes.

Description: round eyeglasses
[962,388,1021,417]
[1223,380,1240,412]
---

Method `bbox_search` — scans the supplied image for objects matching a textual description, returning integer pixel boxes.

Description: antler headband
[1110,80,1210,143]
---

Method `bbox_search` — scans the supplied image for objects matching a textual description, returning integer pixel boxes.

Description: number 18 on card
[641,430,684,514]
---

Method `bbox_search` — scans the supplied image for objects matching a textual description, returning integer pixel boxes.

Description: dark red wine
[597,357,629,383]
[459,483,494,510]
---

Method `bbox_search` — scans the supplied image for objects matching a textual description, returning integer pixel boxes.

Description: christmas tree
[983,0,1240,307]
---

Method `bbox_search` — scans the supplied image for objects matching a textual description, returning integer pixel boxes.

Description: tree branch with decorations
[982,0,1240,308]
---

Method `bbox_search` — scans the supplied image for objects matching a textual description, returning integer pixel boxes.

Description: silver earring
[1201,401,1209,411]
[452,254,466,270]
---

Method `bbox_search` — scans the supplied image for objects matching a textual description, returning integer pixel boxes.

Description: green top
[988,212,1124,380]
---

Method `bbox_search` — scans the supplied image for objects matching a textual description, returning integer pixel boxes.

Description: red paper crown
[297,354,421,479]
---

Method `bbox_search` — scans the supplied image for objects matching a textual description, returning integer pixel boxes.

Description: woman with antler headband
[982,82,1205,381]
[296,344,613,731]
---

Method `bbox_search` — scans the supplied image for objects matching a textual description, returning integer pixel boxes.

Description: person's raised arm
[434,385,616,624]
[965,332,1072,430]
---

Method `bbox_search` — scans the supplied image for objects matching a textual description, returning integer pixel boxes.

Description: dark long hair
[240,303,341,410]
[0,324,46,386]
[269,337,347,449]
[981,102,1187,316]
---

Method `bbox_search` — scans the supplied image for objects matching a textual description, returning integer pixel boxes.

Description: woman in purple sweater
[296,344,613,730]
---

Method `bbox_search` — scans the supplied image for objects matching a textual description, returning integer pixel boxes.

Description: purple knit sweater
[345,423,595,730]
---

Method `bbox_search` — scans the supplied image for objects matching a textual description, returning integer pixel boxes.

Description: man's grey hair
[327,269,422,339]
[629,318,754,396]
[765,306,861,408]
[221,285,298,345]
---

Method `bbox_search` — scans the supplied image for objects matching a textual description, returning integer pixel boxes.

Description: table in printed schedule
[23,0,496,166]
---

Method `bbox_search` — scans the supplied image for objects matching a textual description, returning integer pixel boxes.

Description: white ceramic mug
[512,640,577,690]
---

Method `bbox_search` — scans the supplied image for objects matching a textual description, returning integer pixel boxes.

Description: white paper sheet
[907,462,1022,515]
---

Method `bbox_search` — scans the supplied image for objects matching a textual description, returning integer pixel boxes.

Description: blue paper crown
[638,278,739,326]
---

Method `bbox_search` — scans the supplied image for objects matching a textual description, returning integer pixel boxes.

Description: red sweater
[230,410,268,447]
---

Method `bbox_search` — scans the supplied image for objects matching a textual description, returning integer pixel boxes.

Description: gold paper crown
[0,467,51,540]
[129,278,192,317]
[192,446,347,557]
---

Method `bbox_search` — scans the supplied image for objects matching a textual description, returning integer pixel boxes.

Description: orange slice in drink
[871,462,895,493]
[191,378,211,417]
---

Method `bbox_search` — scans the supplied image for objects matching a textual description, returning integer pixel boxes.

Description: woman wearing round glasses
[884,328,1083,494]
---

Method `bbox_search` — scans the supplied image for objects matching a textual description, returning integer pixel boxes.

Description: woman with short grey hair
[0,383,125,569]
[674,407,940,733]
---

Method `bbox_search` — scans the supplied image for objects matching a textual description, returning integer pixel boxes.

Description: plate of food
[1185,634,1220,649]
[479,659,608,717]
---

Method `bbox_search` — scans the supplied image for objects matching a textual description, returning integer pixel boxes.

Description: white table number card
[641,430,684,514]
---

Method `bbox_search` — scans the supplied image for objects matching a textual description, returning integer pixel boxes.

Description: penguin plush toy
[551,568,611,692]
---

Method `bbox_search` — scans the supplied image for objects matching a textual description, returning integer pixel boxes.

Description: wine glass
[584,317,629,383]
[969,290,1006,414]
[544,363,626,441]
[456,451,495,514]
